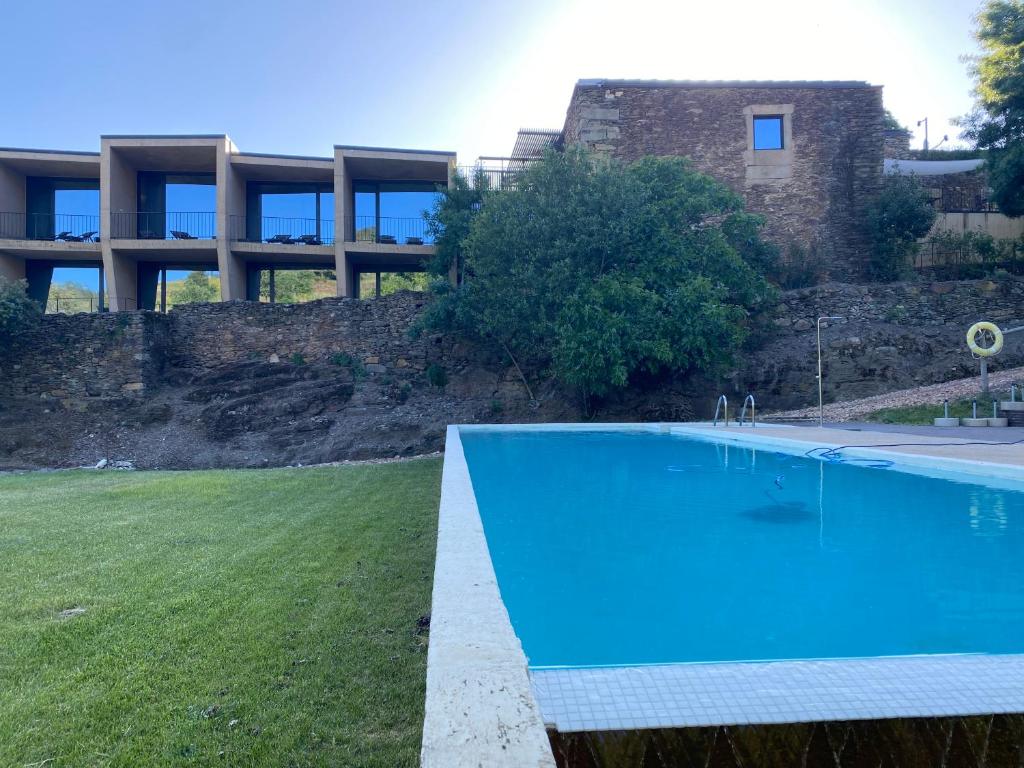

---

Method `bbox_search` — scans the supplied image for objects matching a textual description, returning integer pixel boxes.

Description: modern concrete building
[0,136,455,310]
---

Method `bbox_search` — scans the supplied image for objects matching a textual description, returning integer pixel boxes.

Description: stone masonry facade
[561,80,886,280]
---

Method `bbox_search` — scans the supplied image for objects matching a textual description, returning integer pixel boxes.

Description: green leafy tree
[0,277,41,348]
[420,148,776,409]
[260,270,316,303]
[883,108,907,131]
[959,0,1024,215]
[865,173,937,281]
[168,271,218,305]
[46,281,98,313]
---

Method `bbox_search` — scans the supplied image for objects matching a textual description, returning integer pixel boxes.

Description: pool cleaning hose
[805,437,1024,467]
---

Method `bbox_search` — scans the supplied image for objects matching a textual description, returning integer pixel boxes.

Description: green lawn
[864,395,1003,425]
[0,460,441,768]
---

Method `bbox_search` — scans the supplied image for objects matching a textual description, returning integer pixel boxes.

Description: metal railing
[44,295,139,313]
[914,240,1024,278]
[739,394,756,427]
[228,215,335,245]
[110,211,216,240]
[713,394,728,426]
[456,163,525,192]
[938,190,999,213]
[0,212,100,241]
[348,216,431,245]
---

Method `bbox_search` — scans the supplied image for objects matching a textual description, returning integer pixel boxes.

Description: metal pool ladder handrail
[713,394,728,426]
[739,394,756,427]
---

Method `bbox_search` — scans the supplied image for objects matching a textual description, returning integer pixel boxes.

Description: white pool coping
[423,422,1024,760]
[420,425,555,767]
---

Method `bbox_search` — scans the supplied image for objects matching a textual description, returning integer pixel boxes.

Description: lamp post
[817,316,843,427]
[917,117,929,154]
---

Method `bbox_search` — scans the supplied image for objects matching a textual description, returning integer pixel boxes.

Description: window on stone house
[753,115,784,150]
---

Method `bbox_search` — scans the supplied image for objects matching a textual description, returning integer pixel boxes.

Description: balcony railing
[456,161,528,192]
[938,190,999,213]
[348,216,431,245]
[110,211,216,240]
[0,212,100,242]
[228,215,334,246]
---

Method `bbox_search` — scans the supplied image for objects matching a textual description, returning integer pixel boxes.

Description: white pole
[817,316,843,427]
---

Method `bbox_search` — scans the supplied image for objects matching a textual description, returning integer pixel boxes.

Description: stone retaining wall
[0,312,169,407]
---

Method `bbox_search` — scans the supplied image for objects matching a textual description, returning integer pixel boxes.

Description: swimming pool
[461,428,1024,668]
[421,424,1024,763]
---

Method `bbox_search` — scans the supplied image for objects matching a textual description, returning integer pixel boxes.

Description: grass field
[0,459,441,767]
[864,395,1002,425]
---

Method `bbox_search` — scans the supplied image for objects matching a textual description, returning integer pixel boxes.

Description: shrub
[420,148,776,408]
[290,353,306,366]
[865,174,937,282]
[330,352,366,378]
[0,278,41,348]
[426,364,448,388]
[776,242,825,289]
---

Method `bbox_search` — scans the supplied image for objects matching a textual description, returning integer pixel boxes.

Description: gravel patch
[768,366,1024,422]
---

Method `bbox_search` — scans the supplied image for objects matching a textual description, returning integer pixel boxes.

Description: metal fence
[110,211,216,240]
[348,216,431,245]
[455,164,524,192]
[914,240,1024,279]
[0,212,100,241]
[228,215,335,245]
[939,190,999,213]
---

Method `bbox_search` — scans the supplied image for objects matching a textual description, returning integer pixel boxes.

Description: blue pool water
[459,429,1024,669]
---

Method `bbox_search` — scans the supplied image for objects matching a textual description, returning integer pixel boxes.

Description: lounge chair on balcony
[265,234,298,245]
[53,231,72,241]
[170,230,197,240]
[378,234,397,245]
[405,236,424,245]
[296,234,323,246]
[63,231,98,243]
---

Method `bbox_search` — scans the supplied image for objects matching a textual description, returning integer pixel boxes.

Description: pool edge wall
[420,424,556,767]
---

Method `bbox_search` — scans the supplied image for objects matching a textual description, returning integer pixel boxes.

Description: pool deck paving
[696,423,1024,471]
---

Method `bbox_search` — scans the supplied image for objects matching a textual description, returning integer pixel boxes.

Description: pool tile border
[532,655,1024,732]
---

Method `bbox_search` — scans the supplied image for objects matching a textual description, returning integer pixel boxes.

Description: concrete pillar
[137,263,161,311]
[0,252,25,282]
[245,265,261,301]
[336,249,355,298]
[24,261,53,306]
[101,141,139,310]
[333,148,351,298]
[217,139,246,301]
[0,163,25,237]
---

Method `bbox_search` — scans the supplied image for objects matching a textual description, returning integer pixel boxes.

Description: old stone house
[555,79,887,280]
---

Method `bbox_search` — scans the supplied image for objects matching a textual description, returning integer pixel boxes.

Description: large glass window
[245,182,333,244]
[137,172,216,239]
[753,115,784,150]
[25,177,99,240]
[352,181,440,244]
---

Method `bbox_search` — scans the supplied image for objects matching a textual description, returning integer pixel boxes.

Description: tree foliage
[168,271,219,305]
[865,173,937,281]
[0,277,41,347]
[959,0,1024,215]
[420,148,776,406]
[46,281,98,313]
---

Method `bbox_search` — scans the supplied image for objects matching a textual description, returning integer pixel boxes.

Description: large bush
[865,174,937,282]
[420,148,776,409]
[0,277,41,347]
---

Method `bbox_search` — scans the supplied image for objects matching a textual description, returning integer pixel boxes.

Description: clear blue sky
[13,0,982,292]
[6,0,983,160]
